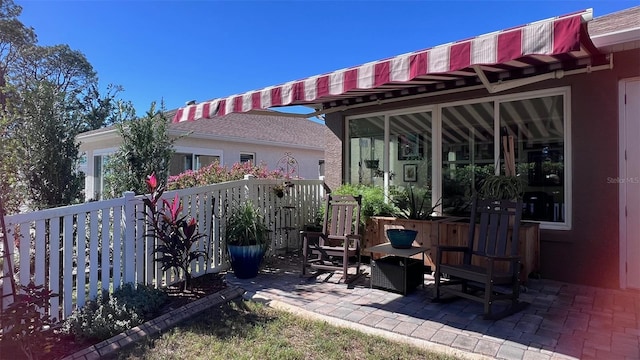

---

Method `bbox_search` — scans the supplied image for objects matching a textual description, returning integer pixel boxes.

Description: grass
[110,299,458,360]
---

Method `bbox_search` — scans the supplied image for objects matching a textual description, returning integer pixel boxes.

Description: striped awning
[173,9,604,123]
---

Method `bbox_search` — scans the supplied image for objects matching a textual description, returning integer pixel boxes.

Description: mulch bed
[0,273,227,360]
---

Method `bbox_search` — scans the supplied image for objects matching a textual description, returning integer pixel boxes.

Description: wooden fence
[0,177,324,321]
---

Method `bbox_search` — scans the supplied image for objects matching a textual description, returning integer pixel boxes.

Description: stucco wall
[79,133,324,200]
[324,49,640,287]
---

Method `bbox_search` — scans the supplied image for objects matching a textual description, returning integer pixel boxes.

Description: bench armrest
[483,254,521,262]
[436,245,469,253]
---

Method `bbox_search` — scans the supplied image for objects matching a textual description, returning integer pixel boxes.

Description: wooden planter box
[363,217,447,269]
[438,218,540,284]
[363,216,540,284]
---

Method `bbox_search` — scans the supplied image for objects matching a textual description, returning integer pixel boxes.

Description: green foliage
[479,174,525,200]
[391,185,441,220]
[62,283,167,341]
[10,44,96,95]
[333,184,400,223]
[143,173,208,290]
[168,160,285,190]
[0,107,25,213]
[10,81,84,209]
[224,201,271,247]
[0,1,37,73]
[442,164,495,216]
[0,6,134,212]
[78,83,136,132]
[0,281,58,360]
[103,102,175,198]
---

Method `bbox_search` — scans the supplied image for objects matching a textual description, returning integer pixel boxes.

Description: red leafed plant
[142,173,208,290]
[0,281,58,360]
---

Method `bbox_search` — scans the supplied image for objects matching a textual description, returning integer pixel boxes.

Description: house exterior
[78,112,326,201]
[171,7,639,289]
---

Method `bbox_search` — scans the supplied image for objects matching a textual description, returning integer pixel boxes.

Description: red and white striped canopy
[174,9,601,123]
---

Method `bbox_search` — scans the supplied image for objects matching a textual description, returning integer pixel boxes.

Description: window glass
[441,102,495,216]
[196,155,219,169]
[500,95,565,222]
[170,153,192,176]
[348,115,384,186]
[389,110,432,198]
[240,153,254,164]
[93,154,110,200]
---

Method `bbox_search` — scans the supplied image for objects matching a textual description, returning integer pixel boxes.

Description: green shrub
[333,184,400,223]
[62,283,167,341]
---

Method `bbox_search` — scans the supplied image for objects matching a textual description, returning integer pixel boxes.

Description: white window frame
[240,152,256,164]
[345,86,572,230]
[173,146,223,172]
[91,147,118,201]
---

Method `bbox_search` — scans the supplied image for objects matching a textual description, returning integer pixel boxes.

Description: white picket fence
[0,177,325,322]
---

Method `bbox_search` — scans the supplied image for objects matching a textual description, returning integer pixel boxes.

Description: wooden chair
[301,194,362,282]
[434,198,527,320]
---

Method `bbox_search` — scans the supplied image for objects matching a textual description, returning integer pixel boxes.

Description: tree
[10,81,84,208]
[0,0,36,77]
[0,2,136,211]
[103,102,175,198]
[78,83,136,132]
[8,44,96,95]
[0,102,25,213]
[0,0,36,107]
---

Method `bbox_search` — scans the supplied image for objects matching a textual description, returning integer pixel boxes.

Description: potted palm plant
[225,201,271,279]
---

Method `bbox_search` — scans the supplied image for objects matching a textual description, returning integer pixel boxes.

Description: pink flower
[146,173,158,191]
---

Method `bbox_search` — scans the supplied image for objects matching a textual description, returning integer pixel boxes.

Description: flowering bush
[143,173,208,290]
[168,161,286,190]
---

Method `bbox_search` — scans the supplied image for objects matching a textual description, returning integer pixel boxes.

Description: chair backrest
[322,194,362,237]
[467,198,523,260]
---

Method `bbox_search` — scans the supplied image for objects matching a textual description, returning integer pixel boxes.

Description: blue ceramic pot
[228,244,266,279]
[386,229,418,249]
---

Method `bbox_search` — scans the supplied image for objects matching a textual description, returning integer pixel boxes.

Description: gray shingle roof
[78,111,325,149]
[588,6,639,37]
[169,112,325,148]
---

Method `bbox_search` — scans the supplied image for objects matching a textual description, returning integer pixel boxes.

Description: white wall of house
[78,131,324,201]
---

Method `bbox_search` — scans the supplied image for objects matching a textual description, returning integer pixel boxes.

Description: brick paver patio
[227,254,640,360]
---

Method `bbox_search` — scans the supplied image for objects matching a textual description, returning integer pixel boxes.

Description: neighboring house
[171,7,639,289]
[77,112,325,201]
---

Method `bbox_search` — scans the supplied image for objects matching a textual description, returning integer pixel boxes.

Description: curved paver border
[62,286,244,360]
[243,290,491,360]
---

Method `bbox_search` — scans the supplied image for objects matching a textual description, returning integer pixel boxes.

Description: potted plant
[272,180,294,198]
[385,184,442,248]
[225,200,271,279]
[478,134,524,201]
[479,174,525,201]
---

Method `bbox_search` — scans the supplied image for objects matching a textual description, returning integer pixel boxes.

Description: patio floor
[226,253,640,360]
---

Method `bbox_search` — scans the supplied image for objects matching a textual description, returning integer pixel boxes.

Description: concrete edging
[243,290,493,360]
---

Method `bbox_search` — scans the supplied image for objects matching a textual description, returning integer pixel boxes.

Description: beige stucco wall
[79,132,324,200]
[324,49,640,288]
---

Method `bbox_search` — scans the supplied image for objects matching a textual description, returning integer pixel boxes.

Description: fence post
[243,174,256,203]
[123,191,136,284]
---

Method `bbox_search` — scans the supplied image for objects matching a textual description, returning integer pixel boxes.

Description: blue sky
[18,0,636,116]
